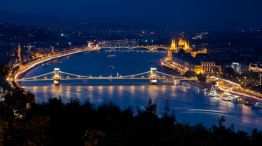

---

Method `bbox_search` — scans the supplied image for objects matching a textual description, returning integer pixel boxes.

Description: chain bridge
[16,68,194,86]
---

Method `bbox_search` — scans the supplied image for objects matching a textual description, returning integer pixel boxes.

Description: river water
[19,49,262,132]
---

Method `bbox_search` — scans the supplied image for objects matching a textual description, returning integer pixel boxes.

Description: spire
[184,40,192,52]
[17,43,22,63]
[171,39,176,48]
[27,43,33,53]
[170,39,178,51]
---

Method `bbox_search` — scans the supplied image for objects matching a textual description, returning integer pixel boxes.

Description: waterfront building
[169,56,221,75]
[194,62,221,75]
[178,38,192,53]
[249,63,262,72]
[163,39,214,75]
[169,39,207,57]
[194,65,205,74]
[199,62,221,75]
[248,63,262,86]
[32,52,44,59]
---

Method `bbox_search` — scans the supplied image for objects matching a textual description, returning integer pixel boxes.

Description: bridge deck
[16,77,185,82]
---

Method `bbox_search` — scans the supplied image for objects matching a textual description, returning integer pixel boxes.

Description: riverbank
[162,59,262,101]
[11,47,99,83]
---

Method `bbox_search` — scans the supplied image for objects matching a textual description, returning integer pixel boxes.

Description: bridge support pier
[53,68,61,86]
[53,79,60,86]
[150,68,157,85]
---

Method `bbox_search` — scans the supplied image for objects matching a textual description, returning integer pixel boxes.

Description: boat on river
[221,92,233,101]
[254,102,262,109]
[244,100,254,106]
[52,59,62,64]
[107,54,116,58]
[231,95,245,104]
[208,86,220,97]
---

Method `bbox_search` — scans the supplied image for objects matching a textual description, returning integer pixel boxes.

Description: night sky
[0,0,262,26]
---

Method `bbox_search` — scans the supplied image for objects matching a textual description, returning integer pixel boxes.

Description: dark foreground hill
[0,88,262,146]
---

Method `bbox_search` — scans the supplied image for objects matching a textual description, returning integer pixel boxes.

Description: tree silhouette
[1,98,261,146]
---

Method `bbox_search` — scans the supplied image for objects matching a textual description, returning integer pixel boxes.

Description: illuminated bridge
[98,44,168,51]
[103,49,167,54]
[15,68,195,86]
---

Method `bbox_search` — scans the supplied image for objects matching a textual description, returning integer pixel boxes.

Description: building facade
[249,63,262,73]
[169,38,207,57]
[231,62,242,74]
[194,62,221,75]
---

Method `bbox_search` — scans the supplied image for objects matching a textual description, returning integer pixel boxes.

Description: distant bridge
[98,44,168,50]
[103,49,167,54]
[16,68,195,85]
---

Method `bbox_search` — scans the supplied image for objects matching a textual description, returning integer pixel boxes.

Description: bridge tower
[150,68,157,84]
[53,68,61,86]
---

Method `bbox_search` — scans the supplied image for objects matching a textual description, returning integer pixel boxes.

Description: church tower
[17,43,22,63]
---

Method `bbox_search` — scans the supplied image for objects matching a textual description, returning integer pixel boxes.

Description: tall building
[51,46,55,54]
[231,62,242,74]
[27,43,33,53]
[17,43,22,63]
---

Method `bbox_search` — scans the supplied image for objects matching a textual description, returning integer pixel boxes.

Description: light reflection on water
[22,84,262,132]
[19,51,262,132]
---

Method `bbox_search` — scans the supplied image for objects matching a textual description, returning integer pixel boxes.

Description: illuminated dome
[178,38,192,53]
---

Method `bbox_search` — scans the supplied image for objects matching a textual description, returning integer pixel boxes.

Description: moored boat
[221,92,233,101]
[107,54,116,58]
[208,86,220,97]
[231,95,244,104]
[254,102,262,109]
[244,100,254,106]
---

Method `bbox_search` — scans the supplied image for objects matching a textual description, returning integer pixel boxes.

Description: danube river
[19,49,262,131]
